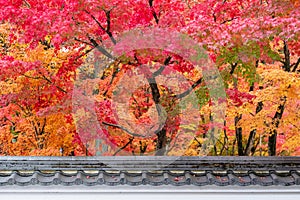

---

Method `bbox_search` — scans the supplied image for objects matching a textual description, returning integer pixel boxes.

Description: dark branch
[152,66,165,77]
[268,96,287,156]
[230,63,238,75]
[40,117,47,135]
[283,41,291,72]
[147,77,161,104]
[75,47,95,60]
[74,38,93,46]
[235,114,243,156]
[213,13,217,22]
[113,137,134,156]
[149,0,159,24]
[39,73,67,93]
[23,0,31,8]
[244,101,263,155]
[104,9,117,44]
[193,137,202,147]
[85,9,116,45]
[221,17,237,25]
[175,77,203,99]
[152,56,172,77]
[84,10,106,31]
[163,56,172,65]
[292,57,300,72]
[88,37,114,59]
[102,121,144,137]
[103,63,121,96]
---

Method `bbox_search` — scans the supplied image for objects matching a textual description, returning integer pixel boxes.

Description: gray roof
[0,156,300,187]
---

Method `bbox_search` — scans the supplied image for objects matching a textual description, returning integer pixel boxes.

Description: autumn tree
[0,23,76,155]
[0,0,299,156]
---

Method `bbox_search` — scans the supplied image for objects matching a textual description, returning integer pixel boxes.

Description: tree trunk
[235,114,244,156]
[155,128,167,155]
[268,97,286,156]
[244,101,263,155]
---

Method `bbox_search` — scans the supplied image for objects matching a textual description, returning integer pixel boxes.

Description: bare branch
[113,137,134,156]
[84,10,106,31]
[74,38,93,46]
[152,66,165,77]
[149,0,159,24]
[104,9,117,44]
[102,121,145,137]
[84,9,116,45]
[292,57,300,72]
[39,73,67,93]
[23,0,31,8]
[230,62,238,75]
[283,41,291,72]
[174,77,203,99]
[221,17,237,25]
[88,37,114,59]
[152,56,172,77]
[75,47,95,60]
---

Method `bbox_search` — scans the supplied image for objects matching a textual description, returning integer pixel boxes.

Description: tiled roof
[0,156,300,187]
[0,170,300,187]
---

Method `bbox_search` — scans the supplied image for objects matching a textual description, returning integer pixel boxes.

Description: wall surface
[1,185,300,200]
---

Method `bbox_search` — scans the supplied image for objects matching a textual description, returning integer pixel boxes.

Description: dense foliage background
[0,0,299,156]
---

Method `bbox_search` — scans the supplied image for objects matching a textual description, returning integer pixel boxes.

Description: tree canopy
[0,0,299,156]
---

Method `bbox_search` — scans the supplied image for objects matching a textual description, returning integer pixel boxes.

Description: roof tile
[1,157,300,187]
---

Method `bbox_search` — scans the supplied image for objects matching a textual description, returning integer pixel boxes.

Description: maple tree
[0,23,76,155]
[0,0,299,156]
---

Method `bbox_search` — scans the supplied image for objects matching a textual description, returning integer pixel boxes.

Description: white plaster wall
[1,186,300,200]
